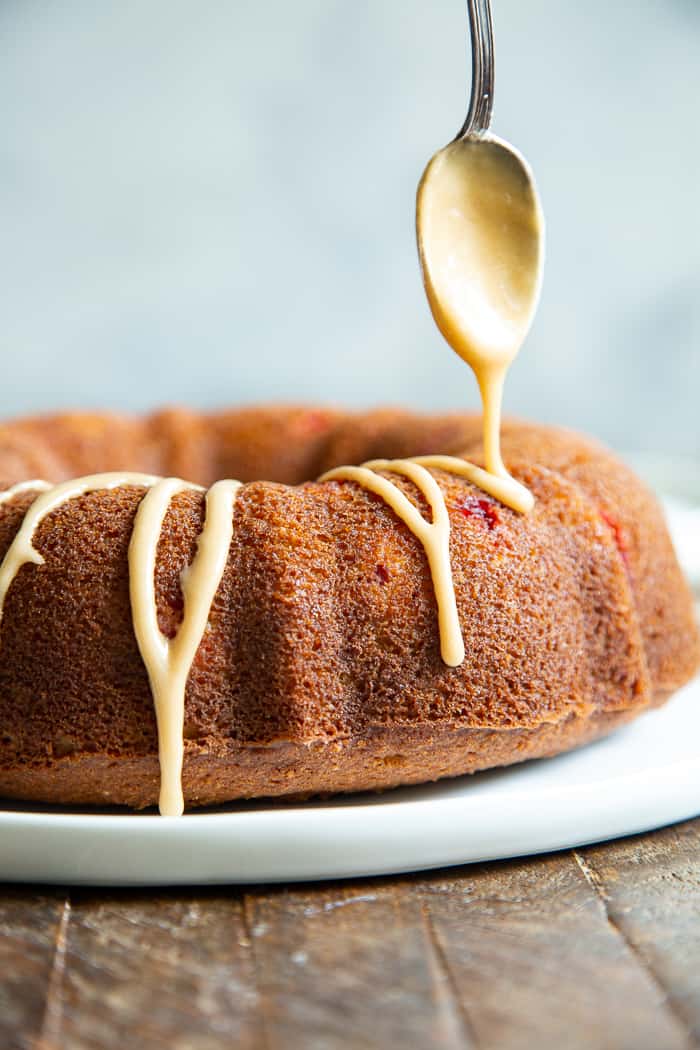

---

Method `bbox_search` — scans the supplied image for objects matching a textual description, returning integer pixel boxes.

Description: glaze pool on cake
[0,406,697,812]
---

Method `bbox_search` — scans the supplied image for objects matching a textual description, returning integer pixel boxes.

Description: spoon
[416,0,544,497]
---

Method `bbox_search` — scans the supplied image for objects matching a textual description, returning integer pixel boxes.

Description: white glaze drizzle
[0,473,160,627]
[129,478,241,817]
[0,472,241,817]
[0,480,52,505]
[411,455,533,514]
[320,454,532,667]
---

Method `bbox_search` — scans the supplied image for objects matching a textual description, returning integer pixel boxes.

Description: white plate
[1,676,699,885]
[0,495,698,886]
[664,498,700,592]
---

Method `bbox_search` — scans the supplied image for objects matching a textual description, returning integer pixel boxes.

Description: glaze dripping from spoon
[416,0,544,514]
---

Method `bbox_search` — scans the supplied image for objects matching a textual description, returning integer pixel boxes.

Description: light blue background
[1,1,698,454]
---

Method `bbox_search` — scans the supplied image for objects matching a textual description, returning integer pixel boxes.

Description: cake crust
[0,407,697,809]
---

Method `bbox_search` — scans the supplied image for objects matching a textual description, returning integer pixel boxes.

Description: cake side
[0,407,696,809]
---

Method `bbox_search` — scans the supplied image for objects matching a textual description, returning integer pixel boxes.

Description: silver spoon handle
[458,0,495,138]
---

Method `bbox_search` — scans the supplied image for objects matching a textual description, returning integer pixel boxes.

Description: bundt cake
[0,405,697,813]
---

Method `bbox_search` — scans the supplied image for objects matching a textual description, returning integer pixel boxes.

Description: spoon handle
[458,0,495,138]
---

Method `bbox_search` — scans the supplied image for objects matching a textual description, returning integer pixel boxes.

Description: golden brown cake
[0,405,697,810]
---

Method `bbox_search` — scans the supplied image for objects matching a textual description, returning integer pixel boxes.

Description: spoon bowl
[417,133,544,374]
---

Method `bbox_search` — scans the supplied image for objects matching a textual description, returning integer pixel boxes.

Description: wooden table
[3,582,697,1047]
[2,819,699,1050]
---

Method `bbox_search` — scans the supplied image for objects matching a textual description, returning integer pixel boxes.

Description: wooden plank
[579,819,700,1043]
[242,881,470,1050]
[416,849,692,1050]
[2,821,699,1049]
[0,887,67,1050]
[52,889,260,1050]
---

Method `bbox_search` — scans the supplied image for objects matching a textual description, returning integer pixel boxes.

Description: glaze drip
[320,454,531,667]
[322,459,462,665]
[0,473,241,817]
[0,473,160,628]
[0,480,52,504]
[129,478,241,817]
[416,136,544,504]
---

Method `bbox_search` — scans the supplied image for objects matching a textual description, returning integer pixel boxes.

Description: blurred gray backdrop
[1,0,699,454]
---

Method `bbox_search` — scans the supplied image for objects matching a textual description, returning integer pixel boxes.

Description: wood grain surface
[1,820,699,1050]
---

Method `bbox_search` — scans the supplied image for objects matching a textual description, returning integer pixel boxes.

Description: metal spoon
[416,0,544,481]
